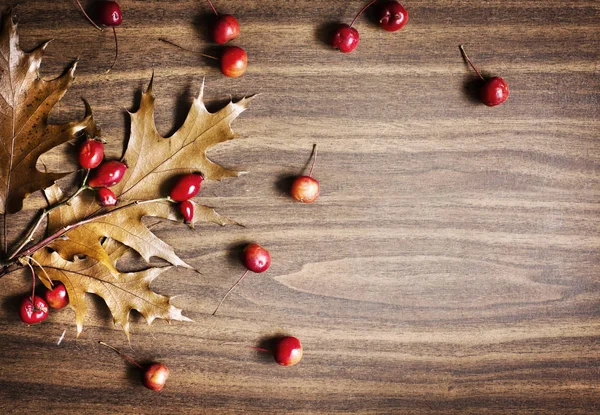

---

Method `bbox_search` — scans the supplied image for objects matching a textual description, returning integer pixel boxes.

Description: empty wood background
[0,0,598,413]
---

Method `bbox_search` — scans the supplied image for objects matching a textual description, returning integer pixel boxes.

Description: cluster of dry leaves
[0,12,251,338]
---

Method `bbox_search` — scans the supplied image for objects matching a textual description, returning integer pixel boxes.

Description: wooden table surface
[0,1,599,414]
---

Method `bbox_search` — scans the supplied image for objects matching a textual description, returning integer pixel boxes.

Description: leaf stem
[12,197,170,261]
[8,170,91,261]
[99,341,143,369]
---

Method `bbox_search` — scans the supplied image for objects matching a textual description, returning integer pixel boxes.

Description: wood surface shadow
[462,74,486,104]
[193,12,215,44]
[1,293,24,319]
[315,21,342,48]
[226,242,252,267]
[253,334,287,364]
[275,174,296,197]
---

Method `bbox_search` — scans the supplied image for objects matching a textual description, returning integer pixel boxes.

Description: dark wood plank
[0,0,599,413]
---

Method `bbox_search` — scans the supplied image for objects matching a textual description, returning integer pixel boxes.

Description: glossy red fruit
[213,14,240,44]
[88,161,127,188]
[221,46,247,78]
[480,77,509,107]
[179,200,194,223]
[378,1,408,32]
[98,1,122,26]
[291,176,320,203]
[331,24,359,53]
[143,363,170,391]
[273,336,303,366]
[44,282,69,309]
[96,187,118,207]
[19,295,49,324]
[242,243,271,273]
[78,139,104,169]
[170,174,204,202]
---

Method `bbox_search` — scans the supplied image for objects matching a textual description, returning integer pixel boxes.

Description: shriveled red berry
[378,1,408,32]
[78,139,104,169]
[98,1,122,26]
[96,187,118,206]
[480,77,509,107]
[88,161,127,188]
[179,200,194,223]
[44,282,69,309]
[331,24,359,53]
[242,243,271,273]
[170,174,204,202]
[143,363,169,391]
[213,14,240,44]
[19,295,49,324]
[291,176,320,203]
[273,336,303,366]
[221,46,247,78]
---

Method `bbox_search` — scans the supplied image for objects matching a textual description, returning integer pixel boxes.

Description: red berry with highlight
[213,14,240,44]
[221,46,247,78]
[88,161,127,188]
[378,1,408,32]
[331,25,359,53]
[98,1,122,26]
[143,363,170,391]
[242,243,271,273]
[179,200,194,223]
[19,295,49,324]
[480,77,509,107]
[170,174,204,202]
[44,282,69,309]
[291,176,320,203]
[273,336,303,366]
[96,187,118,207]
[78,139,104,169]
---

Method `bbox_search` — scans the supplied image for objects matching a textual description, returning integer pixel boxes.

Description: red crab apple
[44,282,69,309]
[291,144,320,203]
[378,1,408,32]
[206,0,240,44]
[459,45,509,107]
[19,295,49,324]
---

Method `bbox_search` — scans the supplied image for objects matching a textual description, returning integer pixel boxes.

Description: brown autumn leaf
[0,11,91,214]
[34,238,191,339]
[44,75,248,272]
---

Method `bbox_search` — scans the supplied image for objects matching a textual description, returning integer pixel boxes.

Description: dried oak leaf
[0,12,91,214]
[34,238,191,338]
[47,76,249,270]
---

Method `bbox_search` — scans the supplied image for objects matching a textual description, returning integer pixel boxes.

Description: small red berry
[143,363,170,391]
[170,174,204,202]
[96,187,118,207]
[179,200,194,223]
[44,282,69,310]
[291,176,320,203]
[98,1,122,26]
[378,1,408,32]
[88,161,127,188]
[242,243,271,273]
[331,25,359,53]
[213,14,240,44]
[19,295,49,324]
[480,77,509,107]
[459,45,509,107]
[78,139,104,169]
[273,336,303,366]
[221,46,247,78]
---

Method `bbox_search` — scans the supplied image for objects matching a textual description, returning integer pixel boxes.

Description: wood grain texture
[0,0,599,413]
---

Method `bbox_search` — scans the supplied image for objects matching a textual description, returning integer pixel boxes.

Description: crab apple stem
[459,45,485,81]
[247,345,270,354]
[106,27,118,73]
[99,341,144,369]
[158,38,219,60]
[308,144,318,178]
[26,262,36,304]
[74,0,103,31]
[206,0,219,16]
[350,0,378,27]
[212,269,249,316]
